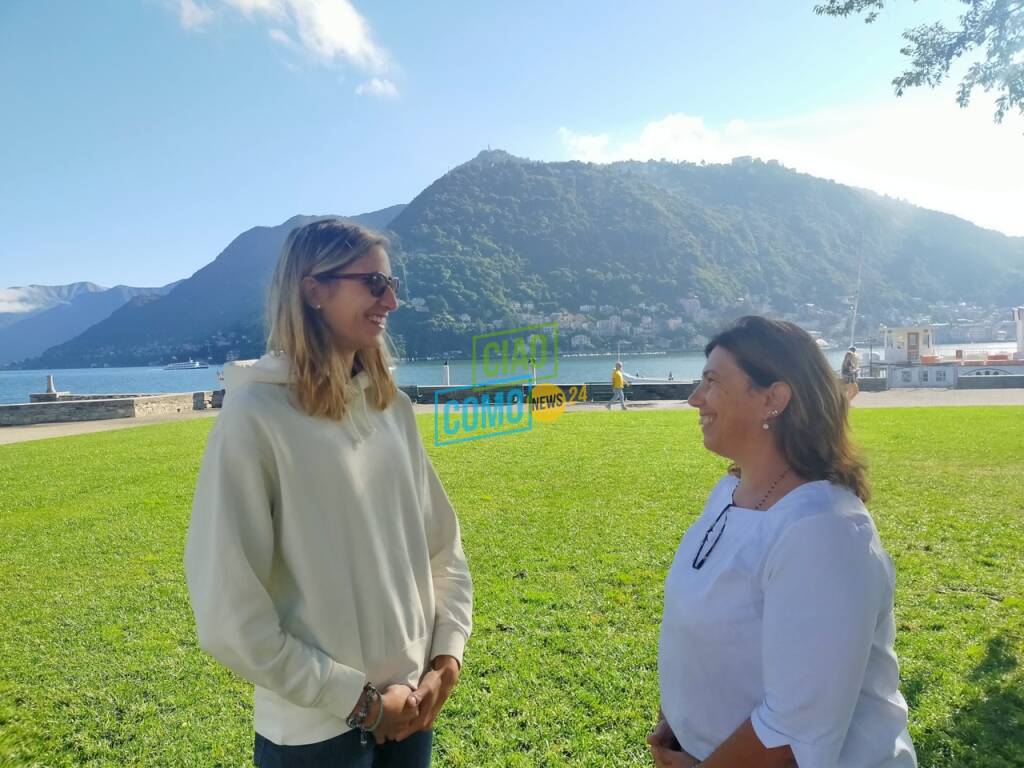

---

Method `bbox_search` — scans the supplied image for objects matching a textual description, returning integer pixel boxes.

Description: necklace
[738,466,792,510]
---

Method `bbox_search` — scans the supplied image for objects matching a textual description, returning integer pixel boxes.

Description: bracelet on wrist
[345,683,379,731]
[357,686,382,746]
[364,690,385,733]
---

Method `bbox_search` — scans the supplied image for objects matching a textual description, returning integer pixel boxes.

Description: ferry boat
[879,307,1023,387]
[163,359,209,370]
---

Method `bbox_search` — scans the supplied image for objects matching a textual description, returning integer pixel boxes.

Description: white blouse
[659,476,917,767]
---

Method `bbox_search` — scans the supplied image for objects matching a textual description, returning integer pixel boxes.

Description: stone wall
[957,375,1024,390]
[406,382,699,404]
[133,393,202,417]
[580,382,698,401]
[406,379,894,403]
[857,377,889,393]
[28,392,69,402]
[0,399,136,426]
[1,391,219,427]
[29,392,158,403]
[411,384,529,405]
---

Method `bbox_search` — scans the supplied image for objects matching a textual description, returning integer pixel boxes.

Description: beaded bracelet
[345,683,379,732]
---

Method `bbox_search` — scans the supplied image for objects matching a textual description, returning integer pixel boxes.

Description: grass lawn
[0,407,1022,767]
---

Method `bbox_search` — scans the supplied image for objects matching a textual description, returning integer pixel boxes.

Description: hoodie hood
[222,353,292,390]
[223,353,377,446]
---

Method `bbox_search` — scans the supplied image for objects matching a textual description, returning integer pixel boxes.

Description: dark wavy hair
[705,315,870,501]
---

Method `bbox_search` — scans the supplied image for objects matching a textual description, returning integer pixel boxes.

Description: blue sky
[1,0,1020,289]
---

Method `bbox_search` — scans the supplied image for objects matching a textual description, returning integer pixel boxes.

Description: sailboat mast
[850,253,864,348]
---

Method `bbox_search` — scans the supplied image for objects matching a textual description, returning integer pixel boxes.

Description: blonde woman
[185,219,473,767]
[649,316,915,768]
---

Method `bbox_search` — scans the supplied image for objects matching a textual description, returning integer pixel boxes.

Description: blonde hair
[266,219,398,421]
[706,315,870,502]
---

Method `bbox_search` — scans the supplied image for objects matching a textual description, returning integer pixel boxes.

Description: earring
[315,304,322,310]
[763,409,780,431]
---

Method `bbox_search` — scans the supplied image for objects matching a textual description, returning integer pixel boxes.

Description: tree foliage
[815,0,1024,122]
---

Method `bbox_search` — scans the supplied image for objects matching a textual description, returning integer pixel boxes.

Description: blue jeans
[254,729,432,767]
[607,388,627,409]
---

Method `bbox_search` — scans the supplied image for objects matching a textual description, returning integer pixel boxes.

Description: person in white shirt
[649,315,916,768]
[185,219,473,767]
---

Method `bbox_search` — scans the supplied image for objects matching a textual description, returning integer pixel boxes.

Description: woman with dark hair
[648,316,915,768]
[185,219,473,767]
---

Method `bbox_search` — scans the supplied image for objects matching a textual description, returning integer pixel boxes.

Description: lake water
[0,343,1014,405]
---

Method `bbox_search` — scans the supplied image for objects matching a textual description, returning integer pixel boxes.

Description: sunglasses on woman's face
[315,270,400,298]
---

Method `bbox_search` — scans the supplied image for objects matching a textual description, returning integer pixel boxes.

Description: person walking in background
[185,219,473,767]
[607,361,628,410]
[842,345,861,400]
[649,316,915,768]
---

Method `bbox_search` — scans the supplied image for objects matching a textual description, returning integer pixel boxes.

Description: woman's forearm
[700,719,795,768]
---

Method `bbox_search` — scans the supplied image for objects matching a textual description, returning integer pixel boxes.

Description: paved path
[0,410,217,446]
[2,388,1021,446]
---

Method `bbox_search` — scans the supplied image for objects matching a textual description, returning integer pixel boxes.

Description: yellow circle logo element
[530,383,567,424]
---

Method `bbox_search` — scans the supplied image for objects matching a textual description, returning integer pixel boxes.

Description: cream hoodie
[185,354,473,746]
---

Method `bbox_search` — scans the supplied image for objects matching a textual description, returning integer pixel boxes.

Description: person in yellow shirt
[607,361,629,410]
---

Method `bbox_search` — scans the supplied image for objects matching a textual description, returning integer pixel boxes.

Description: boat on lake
[163,360,209,370]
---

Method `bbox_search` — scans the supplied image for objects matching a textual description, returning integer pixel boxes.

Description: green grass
[1,408,1022,767]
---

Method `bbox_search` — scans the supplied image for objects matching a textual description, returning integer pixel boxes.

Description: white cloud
[224,0,286,17]
[557,127,610,162]
[185,0,391,76]
[268,27,295,48]
[0,301,36,314]
[285,0,387,70]
[355,77,397,99]
[559,89,1024,237]
[177,0,215,30]
[0,290,46,315]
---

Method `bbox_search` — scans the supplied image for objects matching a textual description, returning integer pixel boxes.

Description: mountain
[22,152,1024,367]
[381,152,1023,354]
[0,282,106,330]
[25,207,405,368]
[0,283,178,364]
[346,204,406,233]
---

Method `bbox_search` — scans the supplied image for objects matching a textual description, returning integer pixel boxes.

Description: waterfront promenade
[3,387,1023,446]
